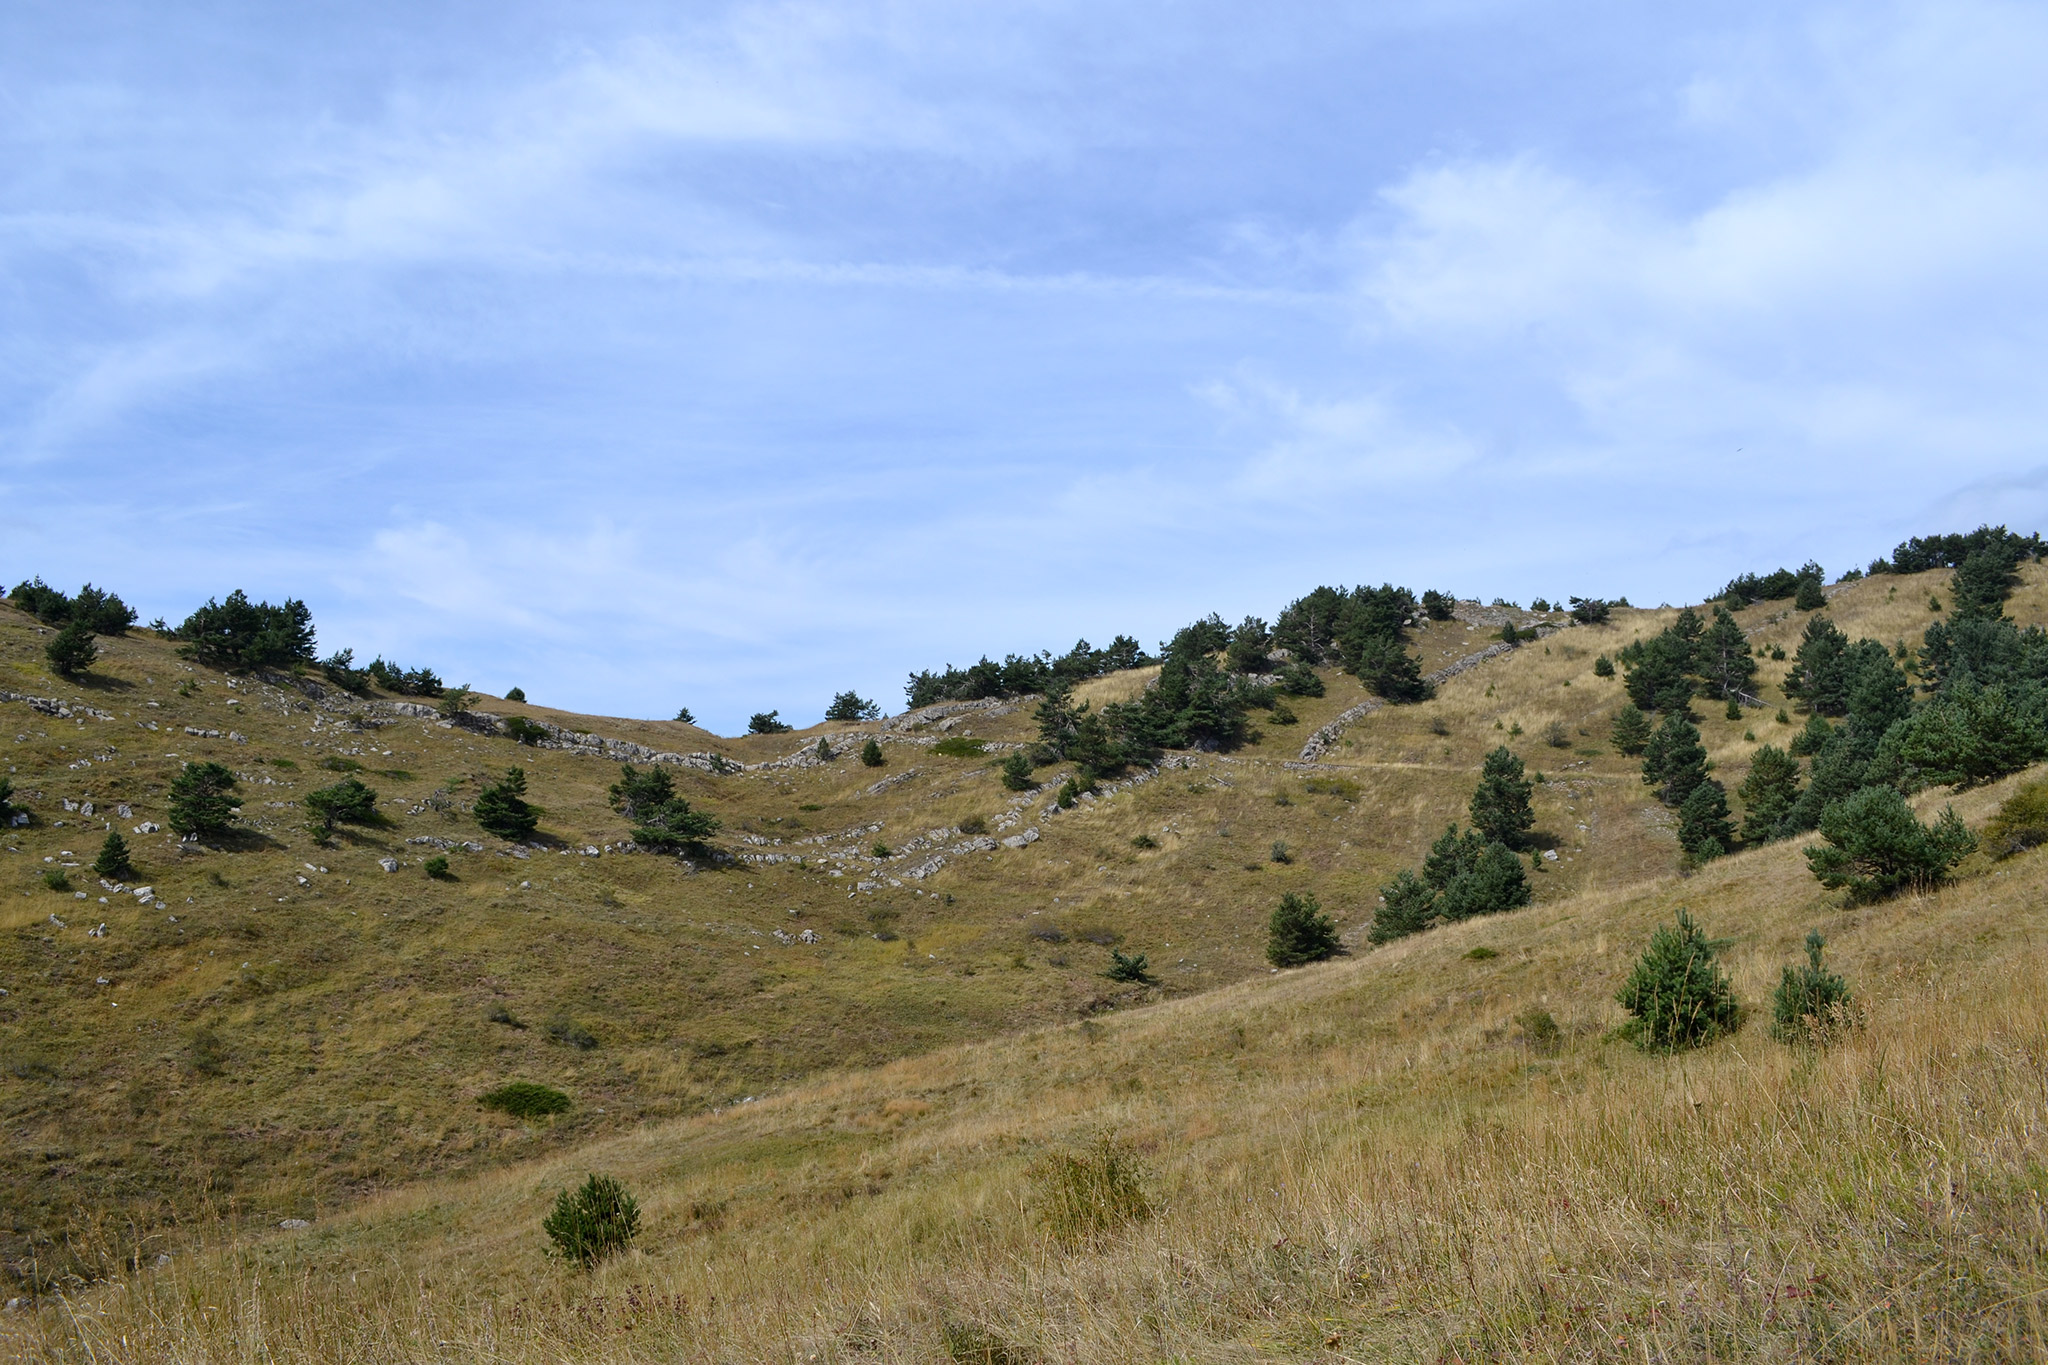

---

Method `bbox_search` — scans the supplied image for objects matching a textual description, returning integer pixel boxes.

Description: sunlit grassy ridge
[3,562,2044,1357]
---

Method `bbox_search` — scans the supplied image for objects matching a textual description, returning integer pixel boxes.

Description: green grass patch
[479,1081,572,1119]
[932,736,986,757]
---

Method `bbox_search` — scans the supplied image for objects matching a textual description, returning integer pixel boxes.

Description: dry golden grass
[4,558,2042,1352]
[15,760,2046,1362]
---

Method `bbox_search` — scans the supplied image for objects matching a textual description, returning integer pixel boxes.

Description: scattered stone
[1001,827,1041,849]
[277,1219,311,1230]
[134,822,160,834]
[378,857,398,873]
[117,804,132,818]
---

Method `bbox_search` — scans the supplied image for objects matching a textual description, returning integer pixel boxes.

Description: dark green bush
[1265,890,1337,966]
[42,868,70,892]
[1469,746,1534,846]
[543,1173,641,1268]
[1616,909,1741,1052]
[861,738,886,768]
[475,767,539,841]
[824,690,881,722]
[1104,949,1154,984]
[93,831,135,880]
[305,776,379,840]
[319,756,363,772]
[1269,839,1291,863]
[481,1081,571,1119]
[1610,705,1652,756]
[44,620,98,676]
[504,686,526,703]
[176,590,316,670]
[1983,779,2048,858]
[1593,654,1614,678]
[747,710,792,735]
[423,855,452,880]
[957,814,988,836]
[933,736,986,757]
[504,716,549,745]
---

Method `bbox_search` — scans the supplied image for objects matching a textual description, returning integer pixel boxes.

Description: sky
[4,1,2047,732]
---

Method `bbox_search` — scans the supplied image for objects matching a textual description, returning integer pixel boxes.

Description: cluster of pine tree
[1618,605,1758,712]
[1371,747,1535,942]
[905,636,1149,708]
[1720,560,1825,608]
[1270,583,1438,702]
[8,578,138,633]
[175,589,318,671]
[1867,523,2042,576]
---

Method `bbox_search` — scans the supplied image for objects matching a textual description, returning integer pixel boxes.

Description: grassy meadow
[2,562,2044,1359]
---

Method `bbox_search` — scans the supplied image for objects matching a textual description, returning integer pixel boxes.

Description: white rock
[135,822,160,834]
[278,1218,311,1230]
[378,857,398,873]
[1543,849,1559,861]
[132,886,153,901]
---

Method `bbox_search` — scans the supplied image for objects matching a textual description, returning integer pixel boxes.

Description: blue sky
[4,2,2046,732]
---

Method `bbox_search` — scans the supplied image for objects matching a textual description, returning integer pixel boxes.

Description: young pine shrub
[1268,839,1292,864]
[1104,948,1154,984]
[1770,931,1856,1044]
[1593,654,1615,678]
[504,686,526,703]
[543,1174,641,1269]
[481,1081,572,1119]
[1609,704,1652,756]
[1615,909,1741,1052]
[1030,1136,1151,1246]
[167,761,241,837]
[860,737,886,768]
[42,868,71,893]
[45,619,98,677]
[423,855,452,880]
[1265,890,1338,966]
[92,831,135,880]
[474,766,539,841]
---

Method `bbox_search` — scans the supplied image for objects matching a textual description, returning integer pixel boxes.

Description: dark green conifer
[1793,575,1827,611]
[860,737,886,768]
[93,830,135,880]
[1771,931,1854,1043]
[1265,891,1340,967]
[1609,704,1652,755]
[1615,909,1741,1052]
[1000,750,1033,790]
[45,619,98,677]
[1468,745,1534,847]
[1736,745,1802,842]
[167,761,241,837]
[474,766,539,842]
[1676,779,1733,860]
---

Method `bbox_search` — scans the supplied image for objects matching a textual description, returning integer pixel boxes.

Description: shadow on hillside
[198,828,287,854]
[76,673,137,694]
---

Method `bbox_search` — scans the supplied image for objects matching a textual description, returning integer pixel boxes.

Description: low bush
[504,686,526,703]
[1269,839,1292,863]
[1130,833,1158,850]
[1517,1008,1561,1054]
[481,1081,572,1119]
[1543,720,1570,748]
[319,756,363,772]
[423,855,452,880]
[503,716,549,745]
[747,711,793,735]
[932,736,986,757]
[1104,948,1154,984]
[861,738,886,768]
[42,868,71,892]
[1982,779,2048,858]
[956,814,988,836]
[1030,1136,1151,1245]
[1805,785,1976,903]
[1266,891,1337,965]
[543,1174,641,1269]
[1302,776,1359,801]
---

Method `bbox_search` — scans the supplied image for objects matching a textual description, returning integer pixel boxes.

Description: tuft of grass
[1029,1136,1152,1245]
[319,755,363,772]
[932,736,987,757]
[1130,833,1158,849]
[544,1017,599,1051]
[42,868,70,892]
[1984,778,2048,858]
[423,855,452,880]
[1464,945,1498,960]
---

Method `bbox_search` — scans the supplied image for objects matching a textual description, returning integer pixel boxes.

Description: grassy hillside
[16,760,2046,1361]
[3,561,2044,1346]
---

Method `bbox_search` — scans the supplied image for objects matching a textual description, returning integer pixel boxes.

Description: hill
[5,543,2047,1358]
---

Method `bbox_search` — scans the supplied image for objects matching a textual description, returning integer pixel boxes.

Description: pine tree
[747,710,793,734]
[1609,704,1652,755]
[1950,546,2021,621]
[45,619,98,677]
[1698,607,1756,699]
[1593,654,1615,678]
[673,706,695,724]
[1615,909,1741,1052]
[1468,745,1534,847]
[93,830,135,880]
[1793,575,1827,611]
[1000,750,1033,790]
[1265,891,1340,967]
[543,1174,641,1269]
[1435,841,1531,921]
[1644,711,1708,807]
[1790,712,1833,756]
[1352,636,1434,703]
[167,761,241,837]
[1771,931,1853,1043]
[814,737,834,761]
[474,766,539,841]
[1883,678,2047,789]
[1676,779,1733,860]
[1736,744,1802,842]
[305,777,379,840]
[1498,621,1520,647]
[1370,870,1436,943]
[1805,786,1976,902]
[860,737,886,768]
[824,691,881,722]
[0,776,19,828]
[504,686,526,703]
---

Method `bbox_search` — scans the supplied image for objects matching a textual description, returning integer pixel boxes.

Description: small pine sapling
[1770,931,1855,1044]
[167,761,241,837]
[504,686,526,703]
[1265,890,1339,966]
[45,619,98,677]
[1105,948,1155,984]
[1593,654,1614,678]
[1615,909,1741,1052]
[543,1174,641,1269]
[999,750,1032,790]
[93,831,135,881]
[1609,704,1652,756]
[860,737,885,768]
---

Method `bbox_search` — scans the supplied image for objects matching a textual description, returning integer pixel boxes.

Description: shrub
[1269,839,1292,863]
[475,767,539,841]
[1303,776,1360,801]
[43,868,71,892]
[814,737,834,761]
[1882,680,2047,790]
[932,736,986,757]
[1805,786,1976,902]
[504,686,526,703]
[504,716,549,746]
[1104,949,1154,984]
[1469,746,1534,847]
[957,814,988,836]
[488,1005,526,1028]
[543,1174,641,1268]
[45,620,98,677]
[1542,720,1570,748]
[1276,660,1325,697]
[1724,696,1743,721]
[1982,779,2048,858]
[1517,1008,1561,1054]
[1265,891,1338,966]
[176,590,316,671]
[872,841,892,858]
[93,832,135,880]
[423,855,452,880]
[1793,576,1827,612]
[747,710,792,735]
[1737,744,1802,843]
[1616,909,1741,1052]
[1130,833,1158,849]
[481,1081,571,1119]
[824,690,881,722]
[1499,621,1520,647]
[167,761,241,837]
[1593,654,1614,678]
[941,1321,1029,1365]
[1569,596,1611,625]
[1421,589,1457,620]
[1610,705,1652,756]
[673,706,695,724]
[365,657,443,696]
[1030,1136,1151,1245]
[608,763,718,853]
[1370,869,1436,943]
[0,776,19,827]
[544,1016,599,1050]
[1771,931,1855,1044]
[861,738,886,768]
[305,776,379,840]
[1352,636,1434,703]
